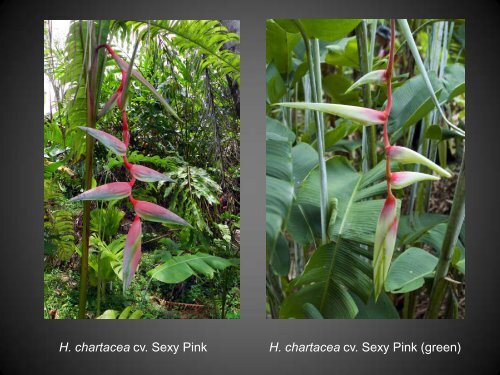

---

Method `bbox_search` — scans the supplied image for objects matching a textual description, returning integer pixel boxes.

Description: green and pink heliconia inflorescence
[276,19,453,300]
[372,20,451,300]
[70,44,190,292]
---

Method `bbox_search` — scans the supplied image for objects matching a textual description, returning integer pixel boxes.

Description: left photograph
[44,20,240,319]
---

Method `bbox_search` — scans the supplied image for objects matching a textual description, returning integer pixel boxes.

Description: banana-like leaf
[302,303,324,319]
[134,200,190,227]
[122,215,142,292]
[397,215,465,275]
[353,292,400,319]
[97,307,143,319]
[130,164,172,182]
[387,72,444,135]
[78,126,126,156]
[385,247,438,293]
[148,253,235,283]
[266,118,295,273]
[277,102,386,125]
[70,182,131,201]
[281,157,401,318]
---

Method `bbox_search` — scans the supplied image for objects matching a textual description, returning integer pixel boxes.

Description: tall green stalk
[356,20,377,170]
[78,22,96,319]
[77,20,109,319]
[426,151,465,318]
[295,20,328,245]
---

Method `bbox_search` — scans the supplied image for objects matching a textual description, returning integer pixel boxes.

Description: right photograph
[266,19,465,319]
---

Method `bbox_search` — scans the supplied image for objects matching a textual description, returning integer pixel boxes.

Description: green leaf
[276,19,361,42]
[292,143,318,188]
[266,20,301,74]
[118,306,133,319]
[148,253,234,283]
[266,118,295,266]
[441,63,465,101]
[302,303,324,319]
[385,247,438,293]
[322,73,360,105]
[353,292,400,319]
[270,233,291,276]
[266,63,286,104]
[288,157,393,245]
[281,157,400,319]
[325,37,359,68]
[388,72,444,134]
[397,19,464,137]
[96,310,120,319]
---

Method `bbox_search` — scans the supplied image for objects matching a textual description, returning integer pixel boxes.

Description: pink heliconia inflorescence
[130,164,172,183]
[72,44,190,293]
[122,215,142,292]
[78,126,127,156]
[390,171,439,190]
[372,20,451,300]
[134,200,190,226]
[70,182,131,202]
[373,194,399,298]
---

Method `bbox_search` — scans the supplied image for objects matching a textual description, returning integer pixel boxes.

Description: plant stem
[78,22,98,319]
[426,152,465,318]
[356,20,377,170]
[295,19,328,245]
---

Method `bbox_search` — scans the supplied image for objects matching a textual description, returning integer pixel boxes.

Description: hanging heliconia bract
[276,19,452,300]
[371,20,451,300]
[71,44,190,292]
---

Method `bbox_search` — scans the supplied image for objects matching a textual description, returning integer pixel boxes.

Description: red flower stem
[97,44,136,203]
[384,19,396,197]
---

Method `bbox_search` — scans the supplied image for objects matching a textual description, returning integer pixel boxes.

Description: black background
[0,0,499,373]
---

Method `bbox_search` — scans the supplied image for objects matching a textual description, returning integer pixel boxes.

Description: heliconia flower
[345,69,387,93]
[387,146,452,178]
[373,195,399,300]
[78,126,127,156]
[390,171,440,190]
[276,102,387,125]
[70,182,131,202]
[97,88,121,119]
[129,164,172,183]
[134,200,190,226]
[122,215,142,292]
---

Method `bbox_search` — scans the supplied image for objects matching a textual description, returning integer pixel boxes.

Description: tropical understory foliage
[44,19,240,319]
[266,19,465,319]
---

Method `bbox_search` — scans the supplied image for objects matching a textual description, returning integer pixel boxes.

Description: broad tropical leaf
[281,157,401,318]
[148,253,235,283]
[385,247,438,293]
[266,117,295,274]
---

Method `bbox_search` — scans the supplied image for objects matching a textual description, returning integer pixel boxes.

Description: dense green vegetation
[266,19,465,319]
[44,20,240,319]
